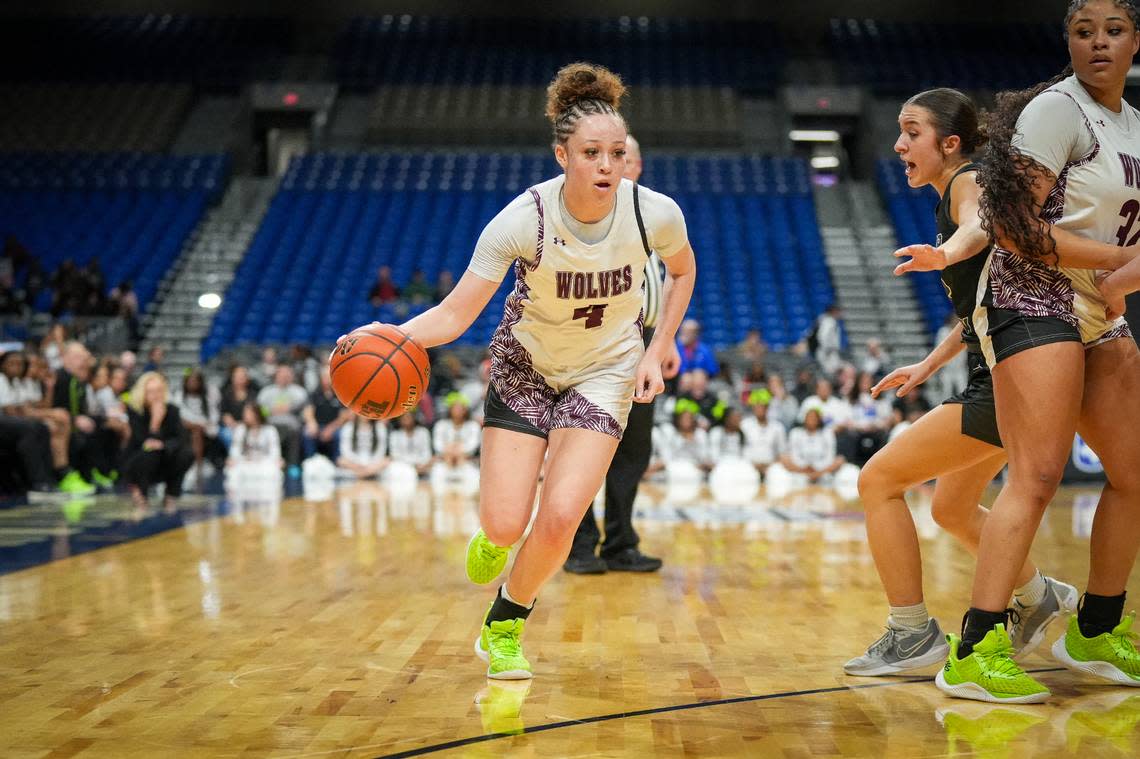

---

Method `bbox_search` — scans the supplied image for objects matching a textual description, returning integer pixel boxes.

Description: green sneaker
[466,529,509,584]
[474,617,532,680]
[58,471,95,497]
[935,624,1050,704]
[1051,613,1140,686]
[91,469,118,489]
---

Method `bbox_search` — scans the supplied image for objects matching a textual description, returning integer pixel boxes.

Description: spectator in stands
[228,401,281,469]
[792,365,816,403]
[733,329,768,371]
[708,407,748,460]
[935,312,968,400]
[0,268,20,315]
[780,407,845,484]
[41,324,66,370]
[676,318,718,377]
[176,368,221,479]
[0,351,87,494]
[52,341,115,488]
[648,407,710,476]
[253,347,278,388]
[677,368,726,428]
[812,304,844,375]
[741,390,787,477]
[118,350,138,383]
[432,393,480,469]
[142,345,165,374]
[861,338,891,381]
[458,357,492,425]
[87,361,129,446]
[388,411,434,476]
[123,372,193,511]
[404,270,434,304]
[848,370,893,466]
[50,259,85,316]
[256,365,308,473]
[109,365,130,404]
[0,411,60,499]
[108,281,139,345]
[367,265,400,306]
[434,270,455,302]
[765,373,800,430]
[219,364,257,450]
[429,352,465,397]
[289,344,320,393]
[798,378,851,428]
[83,259,106,314]
[337,416,389,479]
[303,366,349,460]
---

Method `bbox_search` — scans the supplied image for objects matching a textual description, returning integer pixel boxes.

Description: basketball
[329,324,431,420]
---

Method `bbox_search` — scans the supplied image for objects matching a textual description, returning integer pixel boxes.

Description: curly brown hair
[976,68,1072,263]
[544,62,627,145]
[978,1,1139,262]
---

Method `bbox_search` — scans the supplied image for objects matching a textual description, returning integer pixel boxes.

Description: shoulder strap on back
[632,183,652,257]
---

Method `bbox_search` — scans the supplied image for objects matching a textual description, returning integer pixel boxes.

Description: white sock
[888,602,930,632]
[501,584,534,610]
[1013,571,1048,607]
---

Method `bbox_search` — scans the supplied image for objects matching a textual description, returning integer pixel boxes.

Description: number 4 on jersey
[573,304,608,329]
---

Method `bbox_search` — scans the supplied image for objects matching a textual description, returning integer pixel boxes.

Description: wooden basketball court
[1,482,1138,757]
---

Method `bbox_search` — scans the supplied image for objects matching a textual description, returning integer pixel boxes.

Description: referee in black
[564,135,681,574]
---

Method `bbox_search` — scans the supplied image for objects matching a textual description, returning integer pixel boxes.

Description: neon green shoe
[465,529,509,584]
[1052,613,1140,686]
[935,624,1050,704]
[474,617,532,680]
[91,469,118,489]
[58,471,95,497]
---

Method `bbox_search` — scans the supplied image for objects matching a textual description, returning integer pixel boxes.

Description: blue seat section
[202,152,833,360]
[0,153,229,313]
[876,158,952,334]
[830,19,1066,94]
[0,16,290,89]
[335,16,783,91]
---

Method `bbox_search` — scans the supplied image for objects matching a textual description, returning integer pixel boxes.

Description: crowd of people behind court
[0,308,941,503]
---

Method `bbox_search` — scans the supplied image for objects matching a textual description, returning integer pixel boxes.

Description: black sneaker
[603,548,663,572]
[563,553,607,574]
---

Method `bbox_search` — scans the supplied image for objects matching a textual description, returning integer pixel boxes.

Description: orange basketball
[329,324,431,420]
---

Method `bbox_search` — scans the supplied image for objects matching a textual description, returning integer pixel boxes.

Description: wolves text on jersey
[554,265,634,300]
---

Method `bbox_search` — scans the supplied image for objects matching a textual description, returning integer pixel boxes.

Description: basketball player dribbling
[845,89,1076,678]
[899,0,1140,703]
[346,63,696,679]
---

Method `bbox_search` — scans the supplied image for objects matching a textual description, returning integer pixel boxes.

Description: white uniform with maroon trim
[975,74,1134,365]
[468,175,687,437]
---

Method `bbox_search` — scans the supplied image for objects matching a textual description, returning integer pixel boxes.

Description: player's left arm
[635,244,696,402]
[892,174,990,273]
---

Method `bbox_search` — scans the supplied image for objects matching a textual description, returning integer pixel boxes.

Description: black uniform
[936,163,1002,448]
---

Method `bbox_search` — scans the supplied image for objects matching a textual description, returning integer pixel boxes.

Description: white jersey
[470,175,687,387]
[740,416,786,466]
[388,426,433,467]
[787,427,837,471]
[339,419,388,466]
[1007,74,1136,342]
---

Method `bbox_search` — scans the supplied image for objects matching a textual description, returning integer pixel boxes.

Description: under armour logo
[552,236,566,246]
[1097,119,1107,127]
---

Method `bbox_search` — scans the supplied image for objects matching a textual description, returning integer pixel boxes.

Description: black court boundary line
[375,667,1066,758]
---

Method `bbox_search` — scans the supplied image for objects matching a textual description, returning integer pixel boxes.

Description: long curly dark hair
[978,0,1140,263]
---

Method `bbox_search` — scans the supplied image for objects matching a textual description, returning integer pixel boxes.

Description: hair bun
[545,62,627,124]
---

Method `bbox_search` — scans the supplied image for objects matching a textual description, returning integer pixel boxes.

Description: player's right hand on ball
[336,322,382,345]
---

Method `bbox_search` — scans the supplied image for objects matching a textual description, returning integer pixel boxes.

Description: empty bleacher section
[0,15,291,89]
[875,159,954,335]
[201,152,832,359]
[335,16,783,91]
[828,19,1067,94]
[0,152,229,314]
[0,84,192,153]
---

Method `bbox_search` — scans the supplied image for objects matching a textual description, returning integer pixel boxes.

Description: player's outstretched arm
[871,322,964,399]
[400,271,501,349]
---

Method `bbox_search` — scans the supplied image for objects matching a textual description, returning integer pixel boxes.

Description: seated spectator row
[203,151,832,357]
